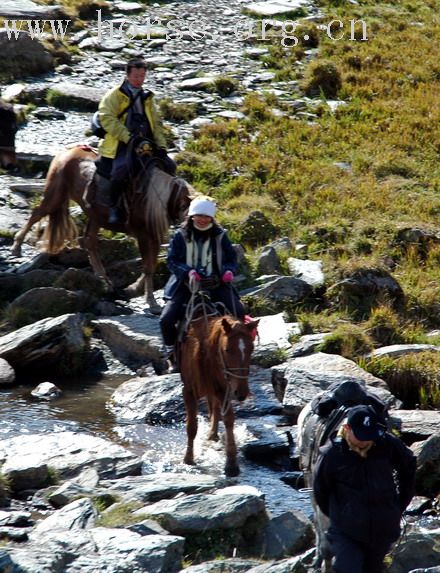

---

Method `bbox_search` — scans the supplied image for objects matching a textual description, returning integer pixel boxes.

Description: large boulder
[0,313,88,373]
[0,29,53,79]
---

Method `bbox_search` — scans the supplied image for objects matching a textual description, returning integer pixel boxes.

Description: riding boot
[108,179,124,224]
[164,344,179,374]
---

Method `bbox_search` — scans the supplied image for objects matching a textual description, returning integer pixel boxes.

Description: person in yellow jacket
[95,57,176,223]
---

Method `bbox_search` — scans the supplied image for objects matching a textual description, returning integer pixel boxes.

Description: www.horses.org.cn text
[96,11,369,46]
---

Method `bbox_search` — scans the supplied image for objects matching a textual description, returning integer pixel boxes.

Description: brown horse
[0,99,17,169]
[11,145,193,313]
[180,311,259,477]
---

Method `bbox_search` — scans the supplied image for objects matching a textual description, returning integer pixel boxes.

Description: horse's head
[169,178,193,225]
[0,100,17,170]
[219,316,260,402]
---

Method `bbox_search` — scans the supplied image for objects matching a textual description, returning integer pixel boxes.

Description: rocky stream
[0,0,439,572]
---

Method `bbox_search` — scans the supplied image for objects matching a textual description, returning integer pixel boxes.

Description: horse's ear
[246,319,259,330]
[222,317,233,333]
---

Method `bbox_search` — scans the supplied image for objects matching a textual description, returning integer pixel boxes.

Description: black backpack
[299,380,389,480]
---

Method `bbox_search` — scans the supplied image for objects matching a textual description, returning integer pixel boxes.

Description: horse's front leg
[207,397,220,442]
[183,386,198,466]
[223,406,239,477]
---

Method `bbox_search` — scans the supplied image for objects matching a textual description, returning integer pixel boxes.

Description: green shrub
[302,60,342,98]
[318,323,374,359]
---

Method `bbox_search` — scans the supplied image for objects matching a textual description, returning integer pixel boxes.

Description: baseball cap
[346,405,384,441]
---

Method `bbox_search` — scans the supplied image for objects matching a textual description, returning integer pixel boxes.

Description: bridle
[217,331,252,416]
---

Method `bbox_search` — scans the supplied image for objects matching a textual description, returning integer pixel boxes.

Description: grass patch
[96,500,148,528]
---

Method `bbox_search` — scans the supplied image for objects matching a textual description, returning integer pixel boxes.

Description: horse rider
[95,57,176,223]
[160,195,246,371]
[313,404,417,573]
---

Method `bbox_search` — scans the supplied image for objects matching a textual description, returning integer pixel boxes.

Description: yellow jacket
[97,81,166,158]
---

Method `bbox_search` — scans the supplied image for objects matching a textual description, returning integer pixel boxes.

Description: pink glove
[222,270,234,283]
[188,269,201,282]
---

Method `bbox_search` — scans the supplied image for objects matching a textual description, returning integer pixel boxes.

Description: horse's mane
[136,165,177,243]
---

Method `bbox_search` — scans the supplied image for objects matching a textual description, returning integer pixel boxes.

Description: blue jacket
[164,223,238,299]
[313,432,416,545]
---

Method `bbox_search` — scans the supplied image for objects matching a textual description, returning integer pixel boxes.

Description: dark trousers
[111,146,177,181]
[160,284,245,346]
[327,528,392,573]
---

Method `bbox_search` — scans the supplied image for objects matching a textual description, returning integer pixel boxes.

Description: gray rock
[287,258,324,287]
[0,358,15,386]
[138,492,267,534]
[0,313,88,371]
[290,333,329,357]
[367,343,440,359]
[388,529,440,573]
[48,82,106,110]
[257,246,282,275]
[7,286,96,323]
[181,558,262,572]
[412,433,440,497]
[31,382,62,400]
[243,276,312,304]
[0,30,53,77]
[0,0,60,18]
[93,315,164,363]
[108,374,185,424]
[179,77,217,91]
[256,510,314,559]
[391,410,440,440]
[101,473,226,503]
[0,431,142,487]
[246,555,308,572]
[244,0,309,18]
[32,497,97,535]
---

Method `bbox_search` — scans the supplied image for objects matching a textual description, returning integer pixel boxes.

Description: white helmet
[188,196,217,218]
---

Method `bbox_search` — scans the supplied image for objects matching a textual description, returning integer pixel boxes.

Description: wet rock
[32,108,67,120]
[109,374,185,424]
[0,358,15,386]
[0,313,88,372]
[0,431,142,486]
[31,381,62,400]
[101,473,227,503]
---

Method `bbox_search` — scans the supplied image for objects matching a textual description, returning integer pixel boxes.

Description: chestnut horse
[180,309,259,477]
[11,146,192,313]
[0,99,17,169]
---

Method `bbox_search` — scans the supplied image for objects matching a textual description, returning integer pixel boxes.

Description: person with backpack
[312,404,417,573]
[94,57,176,223]
[159,195,246,372]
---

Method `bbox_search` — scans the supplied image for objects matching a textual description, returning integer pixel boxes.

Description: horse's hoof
[148,302,162,315]
[184,457,195,466]
[11,246,21,257]
[225,463,240,477]
[207,433,220,442]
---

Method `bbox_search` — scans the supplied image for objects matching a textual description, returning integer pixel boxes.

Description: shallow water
[0,374,312,517]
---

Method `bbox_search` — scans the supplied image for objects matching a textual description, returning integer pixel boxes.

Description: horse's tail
[40,161,78,254]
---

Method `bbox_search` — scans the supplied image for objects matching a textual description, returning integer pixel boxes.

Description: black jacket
[313,432,416,545]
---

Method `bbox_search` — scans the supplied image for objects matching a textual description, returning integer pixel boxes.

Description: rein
[0,145,15,151]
